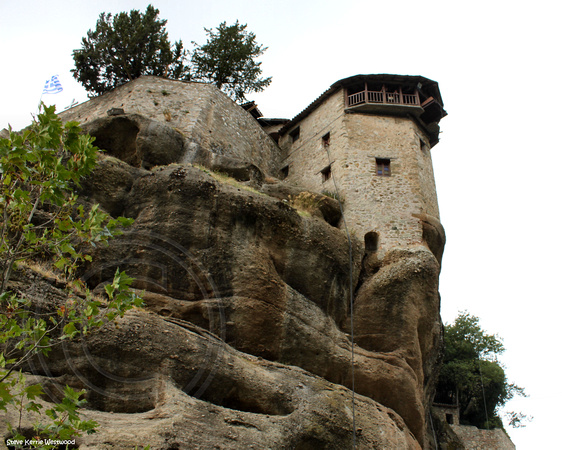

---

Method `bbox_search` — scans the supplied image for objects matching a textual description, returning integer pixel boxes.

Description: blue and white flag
[43,75,63,94]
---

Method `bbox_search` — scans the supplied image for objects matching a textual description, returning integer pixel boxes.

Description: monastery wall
[60,76,281,175]
[450,425,516,450]
[187,80,281,175]
[339,114,439,252]
[279,89,346,192]
[279,89,440,254]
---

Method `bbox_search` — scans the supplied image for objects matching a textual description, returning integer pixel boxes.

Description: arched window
[321,165,332,183]
[364,231,379,252]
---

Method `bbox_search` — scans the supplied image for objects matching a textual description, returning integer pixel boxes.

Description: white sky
[1,1,560,447]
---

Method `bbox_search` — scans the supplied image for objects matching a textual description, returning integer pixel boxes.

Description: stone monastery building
[60,74,447,257]
[270,74,447,255]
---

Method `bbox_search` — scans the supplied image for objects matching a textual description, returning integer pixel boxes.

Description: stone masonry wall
[340,113,439,253]
[432,404,460,425]
[416,133,440,220]
[450,425,516,450]
[60,76,280,175]
[279,90,440,255]
[279,88,347,193]
[186,81,281,175]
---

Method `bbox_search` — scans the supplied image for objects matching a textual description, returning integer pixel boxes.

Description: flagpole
[38,76,47,115]
[37,92,44,115]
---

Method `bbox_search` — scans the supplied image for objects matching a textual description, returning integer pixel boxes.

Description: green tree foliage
[72,4,190,95]
[435,312,528,429]
[191,20,272,102]
[0,105,142,443]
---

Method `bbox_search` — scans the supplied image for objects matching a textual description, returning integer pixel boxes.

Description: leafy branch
[435,311,529,429]
[0,104,142,443]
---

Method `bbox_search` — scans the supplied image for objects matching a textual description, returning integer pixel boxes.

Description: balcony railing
[347,89,420,107]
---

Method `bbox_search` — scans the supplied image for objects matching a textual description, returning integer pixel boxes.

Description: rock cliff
[4,77,445,449]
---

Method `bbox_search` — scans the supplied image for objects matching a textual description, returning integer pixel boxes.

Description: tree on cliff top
[72,4,190,95]
[73,8,272,103]
[435,312,529,429]
[190,20,272,102]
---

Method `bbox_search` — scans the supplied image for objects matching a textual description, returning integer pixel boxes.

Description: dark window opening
[280,165,289,180]
[376,158,391,176]
[364,231,379,252]
[420,138,428,152]
[446,414,453,425]
[289,127,300,142]
[321,165,331,183]
[322,132,330,147]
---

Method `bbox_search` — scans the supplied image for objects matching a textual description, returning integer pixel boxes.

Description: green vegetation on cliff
[435,312,528,429]
[72,5,271,102]
[190,20,272,102]
[0,105,142,442]
[72,5,190,95]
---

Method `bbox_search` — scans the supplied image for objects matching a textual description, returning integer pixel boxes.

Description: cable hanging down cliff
[324,142,357,448]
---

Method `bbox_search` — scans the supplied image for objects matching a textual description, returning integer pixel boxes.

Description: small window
[321,165,331,183]
[289,127,300,142]
[420,138,428,152]
[376,158,391,176]
[365,231,379,252]
[446,413,453,425]
[280,165,289,179]
[322,132,330,147]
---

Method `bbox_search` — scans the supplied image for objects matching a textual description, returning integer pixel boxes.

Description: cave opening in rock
[192,385,294,416]
[89,117,141,167]
[84,379,157,414]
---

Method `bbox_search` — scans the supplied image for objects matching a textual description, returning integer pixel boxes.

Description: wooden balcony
[346,86,424,116]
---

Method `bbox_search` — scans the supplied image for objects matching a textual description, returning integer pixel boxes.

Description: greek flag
[43,75,63,94]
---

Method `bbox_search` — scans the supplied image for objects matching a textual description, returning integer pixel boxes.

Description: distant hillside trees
[435,312,529,429]
[72,6,271,102]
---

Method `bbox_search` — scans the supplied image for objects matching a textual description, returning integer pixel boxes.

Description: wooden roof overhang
[279,74,447,146]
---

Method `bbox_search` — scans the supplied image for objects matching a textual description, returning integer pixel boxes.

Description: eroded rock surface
[3,79,445,448]
[75,158,443,446]
[14,310,419,449]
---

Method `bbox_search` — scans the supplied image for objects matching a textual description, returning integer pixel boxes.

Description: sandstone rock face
[16,310,420,449]
[80,114,185,169]
[4,79,445,449]
[74,159,442,446]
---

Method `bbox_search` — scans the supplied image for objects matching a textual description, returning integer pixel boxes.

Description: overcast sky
[1,1,560,448]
